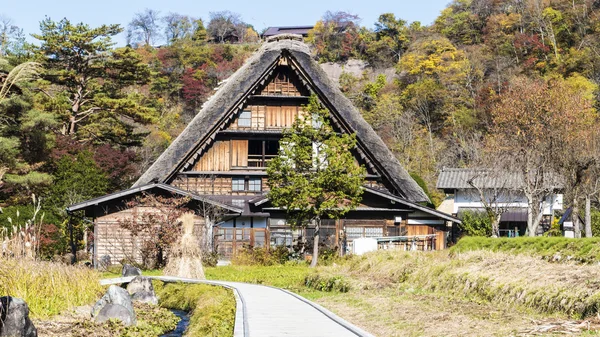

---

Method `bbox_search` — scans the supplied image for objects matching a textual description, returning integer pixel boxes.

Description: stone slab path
[102,276,374,337]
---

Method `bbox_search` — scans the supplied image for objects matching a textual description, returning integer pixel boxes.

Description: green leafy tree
[367,13,410,65]
[49,150,108,211]
[434,0,484,45]
[0,58,54,202]
[267,96,366,267]
[31,18,156,143]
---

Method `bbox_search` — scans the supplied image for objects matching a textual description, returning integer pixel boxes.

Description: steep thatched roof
[134,37,429,203]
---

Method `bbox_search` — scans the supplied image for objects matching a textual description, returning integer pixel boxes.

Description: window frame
[237,110,252,127]
[231,177,262,192]
[247,178,262,192]
[232,177,245,191]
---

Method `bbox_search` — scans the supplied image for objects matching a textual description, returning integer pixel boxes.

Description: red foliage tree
[118,193,190,268]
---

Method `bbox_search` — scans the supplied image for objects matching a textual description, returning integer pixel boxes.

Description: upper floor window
[232,177,262,192]
[248,140,279,168]
[238,110,252,127]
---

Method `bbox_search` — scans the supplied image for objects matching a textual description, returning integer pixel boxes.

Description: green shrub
[592,209,600,237]
[271,245,291,264]
[202,250,219,267]
[458,211,492,237]
[304,273,350,292]
[317,246,340,266]
[232,245,292,266]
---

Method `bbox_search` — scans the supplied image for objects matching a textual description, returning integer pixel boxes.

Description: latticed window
[232,177,245,191]
[365,227,383,237]
[238,110,252,127]
[346,227,363,240]
[231,177,262,192]
[248,178,261,191]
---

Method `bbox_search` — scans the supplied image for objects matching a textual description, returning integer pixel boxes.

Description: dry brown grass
[305,250,600,336]
[0,258,103,318]
[314,289,545,337]
[316,250,600,318]
[163,213,205,279]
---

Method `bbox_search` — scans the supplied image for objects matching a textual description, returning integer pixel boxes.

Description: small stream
[161,310,190,337]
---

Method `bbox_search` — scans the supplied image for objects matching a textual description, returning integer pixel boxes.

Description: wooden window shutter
[231,140,248,167]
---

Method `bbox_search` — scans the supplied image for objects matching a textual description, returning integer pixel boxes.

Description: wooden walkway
[102,276,374,337]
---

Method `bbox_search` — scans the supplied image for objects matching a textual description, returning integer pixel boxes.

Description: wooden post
[68,217,76,262]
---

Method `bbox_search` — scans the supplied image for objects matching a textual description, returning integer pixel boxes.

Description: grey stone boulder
[91,285,136,324]
[0,297,37,337]
[126,276,158,305]
[98,255,111,270]
[94,304,136,326]
[121,264,142,277]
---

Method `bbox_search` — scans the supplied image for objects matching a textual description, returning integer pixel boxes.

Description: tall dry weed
[0,258,103,318]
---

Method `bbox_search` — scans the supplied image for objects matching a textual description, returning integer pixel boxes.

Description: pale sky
[2,0,450,46]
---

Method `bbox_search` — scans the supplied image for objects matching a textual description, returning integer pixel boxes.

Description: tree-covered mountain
[2,1,600,255]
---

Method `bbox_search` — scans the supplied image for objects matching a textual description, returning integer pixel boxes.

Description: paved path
[102,276,374,337]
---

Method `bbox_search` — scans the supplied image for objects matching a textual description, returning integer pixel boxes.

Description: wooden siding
[407,224,446,250]
[96,220,143,264]
[266,105,300,129]
[94,208,205,265]
[259,66,304,96]
[193,141,230,171]
[231,140,248,167]
[226,104,303,131]
[172,176,265,195]
[406,225,434,236]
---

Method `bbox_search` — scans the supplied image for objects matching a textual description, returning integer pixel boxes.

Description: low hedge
[450,236,600,263]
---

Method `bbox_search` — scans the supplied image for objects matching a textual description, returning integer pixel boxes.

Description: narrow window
[232,177,245,191]
[238,110,252,127]
[248,140,263,167]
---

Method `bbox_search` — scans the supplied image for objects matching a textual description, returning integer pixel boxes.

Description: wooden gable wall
[170,56,391,196]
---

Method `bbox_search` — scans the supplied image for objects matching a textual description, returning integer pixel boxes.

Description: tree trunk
[310,218,320,268]
[527,195,536,236]
[585,196,592,237]
[491,213,502,237]
[573,197,581,238]
[69,115,76,135]
[203,215,213,254]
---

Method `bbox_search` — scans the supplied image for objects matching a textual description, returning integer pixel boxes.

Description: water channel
[160,310,190,337]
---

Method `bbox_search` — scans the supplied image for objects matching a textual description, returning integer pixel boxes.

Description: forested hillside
[1,1,600,256]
